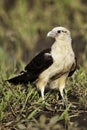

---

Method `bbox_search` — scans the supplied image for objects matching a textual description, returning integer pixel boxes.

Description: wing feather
[7,48,53,84]
[68,57,77,77]
[25,48,53,74]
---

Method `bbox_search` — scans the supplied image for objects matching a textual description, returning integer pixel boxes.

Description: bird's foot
[58,99,67,109]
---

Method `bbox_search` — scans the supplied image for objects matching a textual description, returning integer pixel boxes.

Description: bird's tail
[7,71,29,85]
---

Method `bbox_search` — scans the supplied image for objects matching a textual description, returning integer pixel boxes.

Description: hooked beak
[47,30,56,38]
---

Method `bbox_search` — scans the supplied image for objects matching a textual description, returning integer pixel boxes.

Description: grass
[0,52,87,130]
[0,0,87,129]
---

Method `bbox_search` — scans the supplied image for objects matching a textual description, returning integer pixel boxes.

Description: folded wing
[7,48,53,85]
[68,57,77,77]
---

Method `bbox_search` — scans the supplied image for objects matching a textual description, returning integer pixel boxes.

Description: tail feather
[7,72,29,85]
[7,71,37,85]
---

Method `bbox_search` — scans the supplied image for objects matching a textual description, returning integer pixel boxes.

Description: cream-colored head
[47,26,71,41]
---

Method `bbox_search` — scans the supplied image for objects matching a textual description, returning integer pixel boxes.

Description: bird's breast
[38,44,75,83]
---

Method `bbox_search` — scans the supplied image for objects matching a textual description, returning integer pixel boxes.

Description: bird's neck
[51,38,74,61]
[52,38,72,51]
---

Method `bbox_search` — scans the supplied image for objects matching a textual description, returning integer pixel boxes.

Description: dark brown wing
[68,57,77,77]
[7,48,53,84]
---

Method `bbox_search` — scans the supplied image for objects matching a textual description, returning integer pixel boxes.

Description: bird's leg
[59,86,67,108]
[40,87,45,101]
[36,81,46,102]
[36,75,48,102]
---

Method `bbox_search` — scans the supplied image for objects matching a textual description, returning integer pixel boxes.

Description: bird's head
[47,26,71,41]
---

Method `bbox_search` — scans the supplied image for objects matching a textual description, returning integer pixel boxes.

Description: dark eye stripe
[62,30,67,33]
[57,30,67,33]
[57,30,61,33]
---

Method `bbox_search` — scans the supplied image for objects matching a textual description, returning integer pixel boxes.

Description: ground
[0,64,87,130]
[0,0,87,129]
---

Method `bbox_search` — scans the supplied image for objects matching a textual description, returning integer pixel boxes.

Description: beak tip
[47,32,50,37]
[47,31,55,38]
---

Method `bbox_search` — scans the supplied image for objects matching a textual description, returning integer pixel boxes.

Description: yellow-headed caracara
[7,27,77,104]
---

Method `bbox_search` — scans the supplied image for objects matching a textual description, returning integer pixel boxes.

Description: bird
[7,26,77,104]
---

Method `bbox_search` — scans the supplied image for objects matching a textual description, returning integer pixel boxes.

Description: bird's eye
[57,30,61,33]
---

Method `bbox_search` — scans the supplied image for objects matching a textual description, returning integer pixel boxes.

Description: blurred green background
[0,0,87,72]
